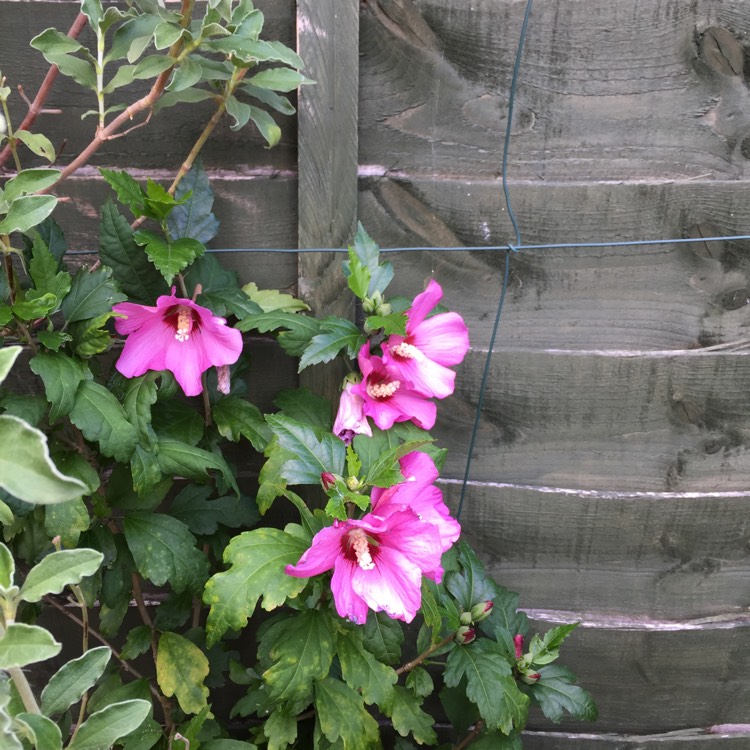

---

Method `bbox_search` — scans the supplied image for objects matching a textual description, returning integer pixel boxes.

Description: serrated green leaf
[405,666,434,699]
[299,318,364,371]
[44,497,91,547]
[13,130,56,162]
[120,626,152,661]
[100,170,146,217]
[247,68,313,92]
[170,485,259,535]
[67,699,151,750]
[213,397,270,451]
[99,200,168,304]
[445,641,529,734]
[265,414,345,485]
[135,230,205,283]
[390,685,437,745]
[203,527,309,647]
[20,548,103,602]
[362,612,404,666]
[41,646,111,715]
[337,631,396,712]
[533,665,598,723]
[62,266,126,324]
[69,381,138,462]
[314,677,379,750]
[0,414,88,503]
[0,195,57,235]
[0,623,61,668]
[123,512,209,593]
[156,632,209,714]
[29,351,87,421]
[16,712,62,750]
[69,311,117,357]
[167,159,220,244]
[273,388,331,429]
[262,707,296,750]
[28,234,71,309]
[156,439,238,495]
[235,310,320,356]
[241,282,308,314]
[123,372,158,447]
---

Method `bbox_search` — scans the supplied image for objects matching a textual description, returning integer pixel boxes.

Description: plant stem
[453,720,485,750]
[395,633,454,676]
[0,13,87,169]
[0,92,22,172]
[95,24,106,132]
[7,667,40,714]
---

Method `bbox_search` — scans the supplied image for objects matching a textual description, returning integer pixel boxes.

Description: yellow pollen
[391,342,420,359]
[175,307,192,342]
[367,380,400,399]
[350,529,375,570]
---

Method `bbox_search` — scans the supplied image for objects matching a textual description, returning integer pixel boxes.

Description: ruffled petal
[330,558,369,624]
[285,524,345,578]
[112,301,159,335]
[384,348,456,399]
[381,509,445,576]
[406,279,442,331]
[114,315,171,378]
[411,311,470,366]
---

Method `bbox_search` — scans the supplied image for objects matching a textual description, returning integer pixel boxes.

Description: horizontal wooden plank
[357,177,750,351]
[360,0,750,181]
[434,349,750,492]
[444,483,750,618]
[53,170,299,290]
[0,0,297,170]
[521,615,750,733]
[521,728,750,749]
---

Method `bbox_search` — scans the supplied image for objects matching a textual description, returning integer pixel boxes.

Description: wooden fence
[4,0,750,747]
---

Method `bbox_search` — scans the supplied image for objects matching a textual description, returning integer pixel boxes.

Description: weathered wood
[358,177,750,351]
[520,616,750,733]
[444,483,750,618]
[359,0,750,181]
[521,730,750,749]
[296,0,360,400]
[0,0,297,171]
[433,350,750,491]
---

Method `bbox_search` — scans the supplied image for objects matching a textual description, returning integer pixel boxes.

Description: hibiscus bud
[455,626,476,645]
[459,611,473,626]
[514,634,524,659]
[374,301,392,317]
[346,476,361,491]
[216,365,231,395]
[321,472,337,491]
[470,600,493,623]
[520,671,541,685]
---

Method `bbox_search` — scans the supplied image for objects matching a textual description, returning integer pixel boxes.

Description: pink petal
[406,279,443,331]
[382,509,445,575]
[285,524,345,578]
[400,451,439,484]
[331,558,370,624]
[115,315,171,378]
[411,311,470,367]
[384,349,456,399]
[112,301,159,335]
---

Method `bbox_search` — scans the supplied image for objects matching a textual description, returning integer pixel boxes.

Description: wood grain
[521,730,750,749]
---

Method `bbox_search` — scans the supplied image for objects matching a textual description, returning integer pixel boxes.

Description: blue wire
[455,0,534,521]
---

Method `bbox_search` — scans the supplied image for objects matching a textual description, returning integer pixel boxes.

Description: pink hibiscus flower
[350,344,436,431]
[333,381,372,444]
[285,509,444,624]
[112,290,243,397]
[383,279,469,399]
[371,451,460,552]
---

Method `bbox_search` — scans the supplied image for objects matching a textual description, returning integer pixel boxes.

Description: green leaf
[0,347,21,385]
[81,0,103,26]
[0,414,88,503]
[13,130,56,162]
[390,686,437,745]
[20,548,103,602]
[156,632,209,715]
[444,641,529,734]
[203,526,309,647]
[265,414,345,485]
[108,14,160,63]
[241,282,308,314]
[134,230,205,284]
[168,57,202,92]
[167,159,220,244]
[241,84,295,115]
[0,195,57,235]
[337,631,396,712]
[273,388,331,430]
[170,485,259,535]
[0,543,14,588]
[69,381,138,462]
[156,439,239,495]
[132,55,175,80]
[61,266,127,324]
[28,234,71,309]
[247,68,313,92]
[532,665,598,723]
[447,541,504,613]
[123,512,210,593]
[69,311,117,357]
[120,626,152,661]
[314,677,380,750]
[99,170,146,217]
[235,310,320,356]
[0,623,61,668]
[363,611,404,666]
[405,666,434,699]
[0,676,22,749]
[153,86,216,112]
[123,372,158,448]
[3,169,60,203]
[67,699,151,750]
[15,712,62,750]
[44,497,91,547]
[29,352,87,422]
[154,20,184,49]
[41,646,111,716]
[30,27,85,57]
[213,397,271,451]
[298,318,365,371]
[99,200,169,305]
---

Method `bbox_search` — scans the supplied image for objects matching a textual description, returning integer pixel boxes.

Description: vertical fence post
[296,0,360,398]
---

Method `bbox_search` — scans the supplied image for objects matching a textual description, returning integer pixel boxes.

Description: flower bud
[321,472,337,491]
[520,671,541,685]
[455,625,476,645]
[470,600,493,623]
[374,301,392,317]
[513,634,524,659]
[459,611,473,626]
[346,476,361,491]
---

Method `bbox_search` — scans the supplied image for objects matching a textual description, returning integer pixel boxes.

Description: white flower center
[390,342,419,359]
[350,528,375,570]
[367,380,400,399]
[175,307,193,342]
